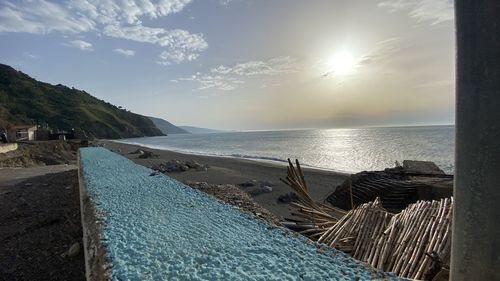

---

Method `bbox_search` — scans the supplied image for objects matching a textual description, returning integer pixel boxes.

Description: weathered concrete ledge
[78,147,401,280]
[0,143,18,154]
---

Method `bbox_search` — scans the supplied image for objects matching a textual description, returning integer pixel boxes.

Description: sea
[117,125,455,174]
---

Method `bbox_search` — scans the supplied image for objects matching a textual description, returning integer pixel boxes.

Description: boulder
[61,242,80,258]
[239,180,258,187]
[277,192,299,204]
[261,186,273,193]
[402,160,445,175]
[185,160,204,169]
[196,165,208,172]
[130,149,143,154]
[138,150,155,159]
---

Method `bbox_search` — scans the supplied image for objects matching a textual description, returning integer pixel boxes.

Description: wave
[115,139,301,164]
[115,140,288,163]
[228,153,287,163]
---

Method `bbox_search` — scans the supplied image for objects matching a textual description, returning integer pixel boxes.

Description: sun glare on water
[327,51,356,75]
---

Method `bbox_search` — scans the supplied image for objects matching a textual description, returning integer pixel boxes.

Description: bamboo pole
[281,159,453,280]
[349,177,354,210]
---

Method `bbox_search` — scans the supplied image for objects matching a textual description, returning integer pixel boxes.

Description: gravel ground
[186,181,281,226]
[80,148,402,281]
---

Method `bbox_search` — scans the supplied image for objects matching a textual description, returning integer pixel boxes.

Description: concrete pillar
[451,1,500,280]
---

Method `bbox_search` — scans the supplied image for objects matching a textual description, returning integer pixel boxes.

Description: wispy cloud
[179,56,298,91]
[114,48,135,57]
[158,50,199,65]
[415,79,454,88]
[211,56,297,76]
[378,0,453,25]
[358,38,401,66]
[180,73,245,91]
[219,0,238,6]
[64,40,93,51]
[0,0,94,34]
[0,0,207,64]
[22,52,37,59]
[320,38,401,77]
[103,26,207,64]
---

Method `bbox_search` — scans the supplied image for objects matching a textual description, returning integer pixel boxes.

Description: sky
[0,0,455,130]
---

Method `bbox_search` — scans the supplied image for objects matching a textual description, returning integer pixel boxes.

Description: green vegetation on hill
[148,116,189,134]
[0,63,164,139]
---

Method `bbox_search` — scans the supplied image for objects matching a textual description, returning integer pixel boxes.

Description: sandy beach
[102,140,349,219]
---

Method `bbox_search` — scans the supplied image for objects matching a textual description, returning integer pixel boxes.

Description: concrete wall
[452,1,500,280]
[27,128,36,141]
[0,143,18,154]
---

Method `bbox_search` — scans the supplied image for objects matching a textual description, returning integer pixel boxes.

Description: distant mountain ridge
[148,116,189,134]
[0,63,164,139]
[179,126,227,134]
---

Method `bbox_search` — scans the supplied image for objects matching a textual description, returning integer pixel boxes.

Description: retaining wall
[78,147,401,281]
[0,143,18,154]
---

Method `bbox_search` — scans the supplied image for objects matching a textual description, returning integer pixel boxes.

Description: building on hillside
[49,129,75,140]
[35,129,50,141]
[7,125,37,141]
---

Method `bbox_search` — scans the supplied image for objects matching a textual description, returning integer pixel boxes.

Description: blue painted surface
[80,148,402,281]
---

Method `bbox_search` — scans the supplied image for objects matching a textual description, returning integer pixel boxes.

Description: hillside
[0,64,164,139]
[179,126,227,134]
[148,116,189,134]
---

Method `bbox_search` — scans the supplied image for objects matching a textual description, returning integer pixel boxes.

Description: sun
[327,51,356,75]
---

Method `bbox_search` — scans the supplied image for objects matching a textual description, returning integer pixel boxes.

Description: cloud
[64,40,94,51]
[103,26,207,64]
[0,0,207,64]
[158,50,199,65]
[67,0,191,26]
[358,38,401,66]
[378,0,453,25]
[23,52,37,59]
[0,0,94,33]
[320,38,401,78]
[219,0,238,6]
[180,56,298,91]
[211,56,298,76]
[180,74,244,91]
[415,79,454,88]
[114,48,135,57]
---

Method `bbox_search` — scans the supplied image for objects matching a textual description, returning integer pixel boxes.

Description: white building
[7,125,37,141]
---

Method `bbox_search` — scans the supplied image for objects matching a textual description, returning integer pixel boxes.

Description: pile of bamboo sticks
[317,198,391,256]
[280,159,347,237]
[281,159,453,280]
[317,197,452,280]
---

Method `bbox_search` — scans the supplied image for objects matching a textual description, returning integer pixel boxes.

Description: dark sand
[0,142,84,280]
[0,169,84,281]
[102,140,349,219]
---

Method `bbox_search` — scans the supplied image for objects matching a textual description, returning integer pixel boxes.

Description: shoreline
[101,140,349,219]
[113,139,352,176]
[112,138,353,175]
